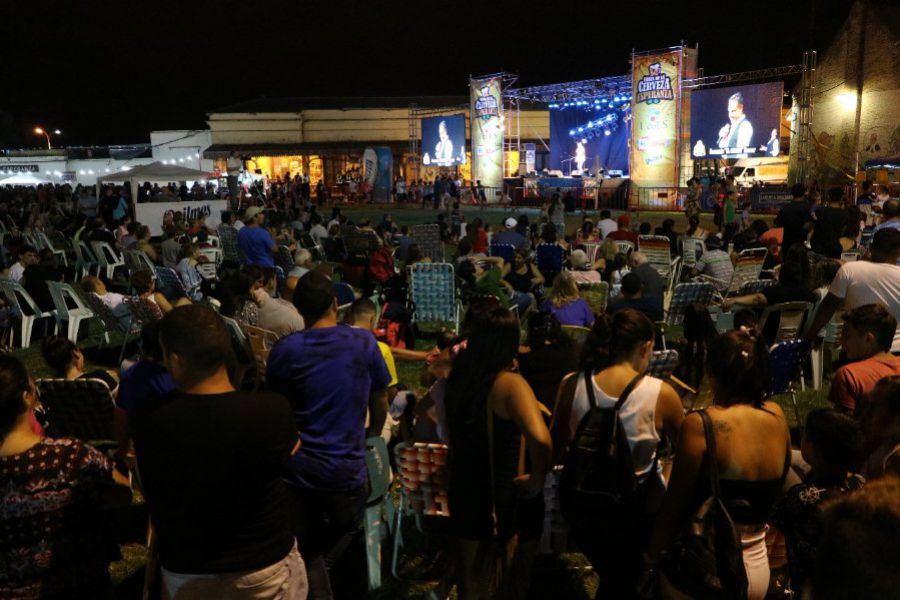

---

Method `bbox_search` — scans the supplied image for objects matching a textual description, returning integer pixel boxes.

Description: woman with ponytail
[643,329,791,600]
[0,355,132,598]
[551,309,684,599]
[445,307,552,600]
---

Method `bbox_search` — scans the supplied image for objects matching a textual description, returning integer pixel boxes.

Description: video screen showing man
[435,120,454,163]
[717,92,754,149]
[422,114,466,167]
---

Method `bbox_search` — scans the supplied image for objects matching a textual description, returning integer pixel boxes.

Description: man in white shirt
[80,275,131,319]
[8,246,37,282]
[805,229,900,353]
[597,210,618,239]
[308,215,328,245]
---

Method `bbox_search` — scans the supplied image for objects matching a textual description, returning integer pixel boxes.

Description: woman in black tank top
[445,307,552,600]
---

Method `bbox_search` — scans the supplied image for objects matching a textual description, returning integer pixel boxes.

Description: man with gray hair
[630,251,666,300]
[290,248,313,279]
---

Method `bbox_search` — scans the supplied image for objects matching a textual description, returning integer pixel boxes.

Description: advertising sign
[691,82,784,159]
[470,77,504,201]
[136,200,228,235]
[631,49,682,188]
[422,114,467,167]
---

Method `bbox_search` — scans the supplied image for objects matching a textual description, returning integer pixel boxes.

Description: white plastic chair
[0,280,56,348]
[37,232,68,266]
[90,241,126,280]
[73,240,101,277]
[198,247,223,267]
[47,281,95,343]
[614,240,636,255]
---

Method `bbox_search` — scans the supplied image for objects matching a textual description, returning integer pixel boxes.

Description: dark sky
[1,0,854,147]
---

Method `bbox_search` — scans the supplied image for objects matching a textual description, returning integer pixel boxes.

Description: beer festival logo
[474,86,500,120]
[636,62,673,105]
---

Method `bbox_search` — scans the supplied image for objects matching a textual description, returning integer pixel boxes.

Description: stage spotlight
[604,129,611,136]
[577,127,584,133]
[569,129,575,136]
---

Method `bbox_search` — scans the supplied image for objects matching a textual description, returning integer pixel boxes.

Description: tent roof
[0,172,53,186]
[96,161,212,183]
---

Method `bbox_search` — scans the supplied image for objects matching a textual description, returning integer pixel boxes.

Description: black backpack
[559,370,645,530]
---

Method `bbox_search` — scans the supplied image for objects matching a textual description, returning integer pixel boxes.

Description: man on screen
[717,92,754,150]
[435,120,454,164]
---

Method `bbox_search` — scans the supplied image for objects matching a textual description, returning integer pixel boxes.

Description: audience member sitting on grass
[691,234,734,293]
[174,243,207,302]
[8,244,37,282]
[541,273,594,327]
[80,275,130,320]
[829,304,900,416]
[220,267,263,327]
[630,251,666,301]
[129,305,306,599]
[502,249,545,295]
[457,255,533,314]
[606,272,664,323]
[0,354,132,598]
[40,335,120,395]
[567,249,602,283]
[771,408,865,592]
[22,248,62,313]
[253,267,305,337]
[130,270,188,315]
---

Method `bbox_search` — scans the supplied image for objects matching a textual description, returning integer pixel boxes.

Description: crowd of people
[0,177,898,600]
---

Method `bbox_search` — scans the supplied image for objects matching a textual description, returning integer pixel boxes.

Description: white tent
[0,172,53,186]
[95,161,213,198]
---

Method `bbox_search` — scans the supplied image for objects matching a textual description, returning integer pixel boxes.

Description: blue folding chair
[648,349,679,380]
[154,266,188,300]
[410,224,444,262]
[536,243,564,284]
[665,282,715,326]
[334,281,356,307]
[408,262,460,331]
[769,339,810,428]
[489,243,516,265]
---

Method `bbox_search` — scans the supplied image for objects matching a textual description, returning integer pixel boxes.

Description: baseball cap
[244,206,263,221]
[505,217,518,229]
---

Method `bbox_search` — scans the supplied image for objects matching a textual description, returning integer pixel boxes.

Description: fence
[631,186,687,212]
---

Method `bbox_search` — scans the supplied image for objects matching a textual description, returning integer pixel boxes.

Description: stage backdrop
[549,109,630,175]
[470,77,504,201]
[631,49,683,189]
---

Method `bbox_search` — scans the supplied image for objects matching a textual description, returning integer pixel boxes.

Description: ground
[13,205,820,599]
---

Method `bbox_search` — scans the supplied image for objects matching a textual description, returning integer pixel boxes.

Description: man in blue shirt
[493,217,528,250]
[874,199,900,232]
[267,271,390,598]
[237,206,276,267]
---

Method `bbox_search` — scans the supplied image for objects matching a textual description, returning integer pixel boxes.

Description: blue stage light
[569,129,575,135]
[604,129,611,136]
[577,127,584,132]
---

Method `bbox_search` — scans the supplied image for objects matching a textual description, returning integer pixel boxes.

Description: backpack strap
[583,369,598,410]
[583,369,645,413]
[698,410,722,499]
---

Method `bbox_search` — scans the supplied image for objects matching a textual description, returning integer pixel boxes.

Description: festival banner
[470,77,504,202]
[630,49,682,190]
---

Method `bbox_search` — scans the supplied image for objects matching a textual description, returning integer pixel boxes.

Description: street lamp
[34,127,61,150]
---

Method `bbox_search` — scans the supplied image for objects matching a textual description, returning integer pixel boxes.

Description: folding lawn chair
[37,378,116,449]
[408,262,460,332]
[578,281,609,315]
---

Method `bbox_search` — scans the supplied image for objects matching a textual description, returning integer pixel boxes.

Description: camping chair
[614,240,636,256]
[648,349,679,380]
[243,325,278,390]
[810,311,844,391]
[90,241,126,281]
[216,224,241,264]
[560,324,591,348]
[408,262,461,332]
[47,281,95,343]
[123,296,163,329]
[392,442,450,581]
[758,301,814,345]
[736,278,777,295]
[489,242,516,265]
[364,436,394,591]
[770,340,810,428]
[638,235,678,278]
[679,237,706,273]
[578,281,609,315]
[726,250,768,295]
[154,266,189,299]
[73,239,101,277]
[0,280,56,348]
[123,249,157,280]
[410,224,444,262]
[222,316,254,389]
[37,232,68,266]
[84,292,140,366]
[536,243,565,284]
[37,378,116,449]
[665,282,716,327]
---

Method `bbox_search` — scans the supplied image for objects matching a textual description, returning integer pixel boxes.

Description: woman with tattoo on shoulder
[642,329,791,600]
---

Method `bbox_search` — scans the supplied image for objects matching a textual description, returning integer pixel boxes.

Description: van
[729,157,789,188]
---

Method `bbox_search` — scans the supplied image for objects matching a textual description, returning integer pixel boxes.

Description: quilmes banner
[631,49,682,188]
[470,76,504,201]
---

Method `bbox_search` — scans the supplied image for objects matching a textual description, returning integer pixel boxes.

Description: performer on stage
[717,92,754,149]
[574,140,586,174]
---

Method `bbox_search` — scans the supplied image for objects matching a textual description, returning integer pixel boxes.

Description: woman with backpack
[641,329,791,600]
[445,307,552,600]
[551,309,683,599]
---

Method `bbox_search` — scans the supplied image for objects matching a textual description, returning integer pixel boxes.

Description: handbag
[660,410,748,599]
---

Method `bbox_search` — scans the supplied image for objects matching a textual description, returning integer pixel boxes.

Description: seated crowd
[0,179,899,600]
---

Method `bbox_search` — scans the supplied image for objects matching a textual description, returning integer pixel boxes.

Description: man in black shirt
[811,187,848,258]
[606,272,664,322]
[129,305,307,599]
[776,183,813,255]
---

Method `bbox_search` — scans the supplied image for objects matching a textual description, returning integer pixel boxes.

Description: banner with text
[631,49,682,189]
[470,77,504,201]
[136,200,228,236]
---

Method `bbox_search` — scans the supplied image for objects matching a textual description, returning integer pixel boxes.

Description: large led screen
[690,82,784,159]
[422,114,467,167]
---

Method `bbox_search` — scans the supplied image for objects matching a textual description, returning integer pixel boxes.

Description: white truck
[729,157,789,188]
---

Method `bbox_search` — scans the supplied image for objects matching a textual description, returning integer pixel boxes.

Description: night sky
[1,0,854,147]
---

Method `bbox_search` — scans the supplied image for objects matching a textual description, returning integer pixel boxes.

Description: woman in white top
[551,308,683,599]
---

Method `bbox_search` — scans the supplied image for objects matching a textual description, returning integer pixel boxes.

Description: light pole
[34,127,61,150]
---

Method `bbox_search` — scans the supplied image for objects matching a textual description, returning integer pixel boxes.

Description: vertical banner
[524,143,536,174]
[363,147,394,202]
[630,49,682,193]
[470,77,504,202]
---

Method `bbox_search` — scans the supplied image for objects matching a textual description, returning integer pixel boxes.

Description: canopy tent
[95,161,213,198]
[0,172,53,186]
